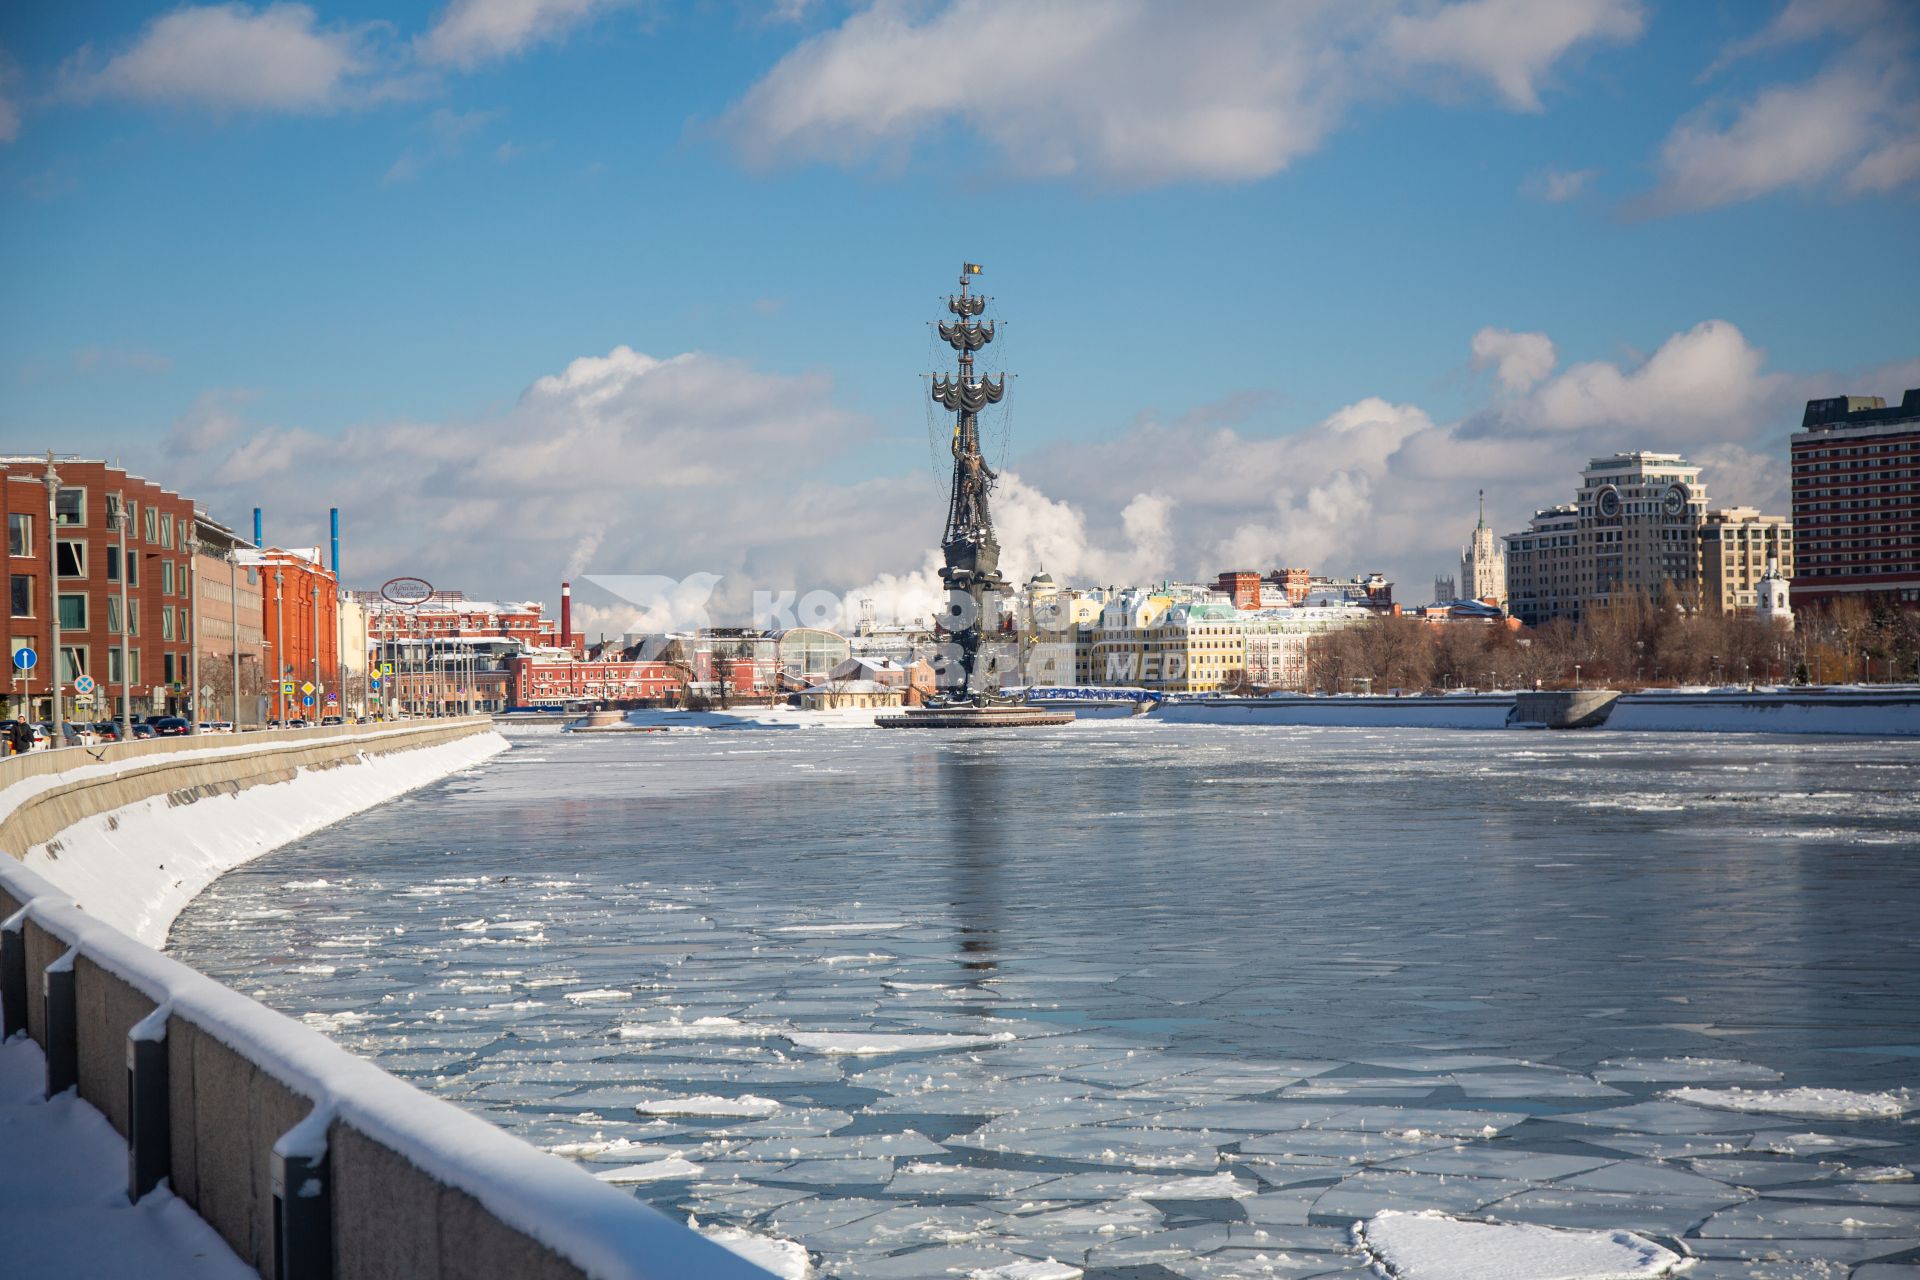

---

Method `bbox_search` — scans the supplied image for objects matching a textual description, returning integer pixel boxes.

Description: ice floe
[634,1094,782,1118]
[1354,1210,1691,1279]
[1665,1087,1913,1118]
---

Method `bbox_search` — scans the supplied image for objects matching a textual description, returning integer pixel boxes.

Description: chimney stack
[561,581,572,651]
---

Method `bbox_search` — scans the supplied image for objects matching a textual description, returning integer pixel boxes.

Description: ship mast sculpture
[933,262,1008,702]
[880,263,1073,728]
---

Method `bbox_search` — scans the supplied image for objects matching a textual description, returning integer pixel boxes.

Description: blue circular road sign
[12,647,36,671]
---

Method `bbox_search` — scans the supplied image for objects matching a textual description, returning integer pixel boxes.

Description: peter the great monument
[880,264,1072,728]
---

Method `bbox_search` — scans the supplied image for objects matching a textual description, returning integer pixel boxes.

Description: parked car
[151,716,191,737]
[35,721,97,748]
[199,721,235,734]
[91,721,123,743]
[320,715,343,726]
[128,722,156,740]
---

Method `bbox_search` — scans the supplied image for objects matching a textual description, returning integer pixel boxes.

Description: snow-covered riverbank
[14,728,507,946]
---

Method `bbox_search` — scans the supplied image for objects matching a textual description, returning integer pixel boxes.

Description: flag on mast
[963,262,983,275]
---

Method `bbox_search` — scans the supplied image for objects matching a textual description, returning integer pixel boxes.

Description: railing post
[44,946,78,1097]
[272,1134,333,1280]
[0,910,25,1040]
[127,1006,171,1201]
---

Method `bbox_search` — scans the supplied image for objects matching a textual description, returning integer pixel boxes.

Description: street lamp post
[274,566,285,725]
[185,534,200,734]
[229,549,242,727]
[310,577,320,722]
[42,452,62,743]
[116,504,132,740]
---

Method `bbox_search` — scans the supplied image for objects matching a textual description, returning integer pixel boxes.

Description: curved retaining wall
[0,722,773,1280]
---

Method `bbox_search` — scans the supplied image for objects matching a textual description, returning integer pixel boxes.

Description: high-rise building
[1577,452,1707,609]
[1699,507,1793,614]
[1502,504,1578,626]
[1459,490,1506,608]
[1790,390,1920,607]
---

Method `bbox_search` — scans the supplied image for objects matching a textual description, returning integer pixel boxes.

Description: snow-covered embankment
[20,728,505,946]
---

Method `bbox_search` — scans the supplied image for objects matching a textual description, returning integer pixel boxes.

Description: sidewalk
[0,1034,252,1280]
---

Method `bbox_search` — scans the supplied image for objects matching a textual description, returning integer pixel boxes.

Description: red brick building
[362,592,566,650]
[507,654,686,705]
[4,456,200,721]
[1791,390,1920,608]
[242,547,340,720]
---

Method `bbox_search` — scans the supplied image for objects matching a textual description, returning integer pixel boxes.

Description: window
[7,513,29,558]
[161,606,174,640]
[163,653,177,685]
[145,507,158,543]
[127,553,138,588]
[106,545,121,582]
[162,559,174,595]
[9,574,31,617]
[55,487,85,526]
[104,493,121,526]
[107,596,123,635]
[162,514,175,549]
[129,649,140,683]
[57,540,86,578]
[108,646,125,683]
[59,645,87,683]
[58,592,87,630]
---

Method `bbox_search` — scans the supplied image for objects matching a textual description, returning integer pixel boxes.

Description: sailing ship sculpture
[880,263,1072,728]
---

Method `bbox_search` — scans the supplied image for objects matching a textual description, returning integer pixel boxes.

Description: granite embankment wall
[0,722,771,1280]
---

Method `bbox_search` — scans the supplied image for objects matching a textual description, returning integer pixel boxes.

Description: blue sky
[2,1,1917,626]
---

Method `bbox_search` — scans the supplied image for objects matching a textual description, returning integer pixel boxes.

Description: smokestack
[329,508,340,577]
[561,581,572,650]
[253,507,262,547]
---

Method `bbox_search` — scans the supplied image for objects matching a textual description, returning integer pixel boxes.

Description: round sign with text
[381,576,435,605]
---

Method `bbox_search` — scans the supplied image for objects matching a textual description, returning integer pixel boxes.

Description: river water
[170,724,1920,1278]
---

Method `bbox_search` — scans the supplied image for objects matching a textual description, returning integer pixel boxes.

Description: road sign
[326,694,338,704]
[301,681,316,696]
[11,646,35,671]
[380,661,393,676]
[74,674,96,694]
[200,685,213,697]
[302,695,315,707]
[369,672,382,686]
[281,681,294,695]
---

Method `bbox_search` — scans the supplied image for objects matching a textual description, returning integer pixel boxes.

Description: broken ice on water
[168,727,1920,1277]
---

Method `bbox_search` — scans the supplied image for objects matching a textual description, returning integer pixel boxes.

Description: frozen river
[170,724,1920,1278]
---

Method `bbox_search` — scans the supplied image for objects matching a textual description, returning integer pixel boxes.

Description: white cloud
[149,318,1862,628]
[722,0,1644,185]
[1525,165,1597,201]
[62,3,379,112]
[1503,320,1776,435]
[419,0,628,69]
[1640,5,1920,213]
[1471,327,1557,392]
[1380,0,1643,111]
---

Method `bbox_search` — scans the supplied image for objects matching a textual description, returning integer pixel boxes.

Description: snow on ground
[1664,1086,1913,1118]
[19,729,506,946]
[0,1035,255,1280]
[1355,1210,1690,1280]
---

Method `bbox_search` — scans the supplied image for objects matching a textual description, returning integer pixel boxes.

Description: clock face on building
[1663,484,1690,518]
[1596,486,1622,519]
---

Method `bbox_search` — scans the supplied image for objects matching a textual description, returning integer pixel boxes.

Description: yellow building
[1699,506,1793,614]
[1148,603,1248,693]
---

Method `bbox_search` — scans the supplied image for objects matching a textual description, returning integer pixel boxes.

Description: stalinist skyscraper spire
[1461,488,1508,610]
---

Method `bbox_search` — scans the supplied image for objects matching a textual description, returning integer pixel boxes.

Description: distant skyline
[3,0,1918,630]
